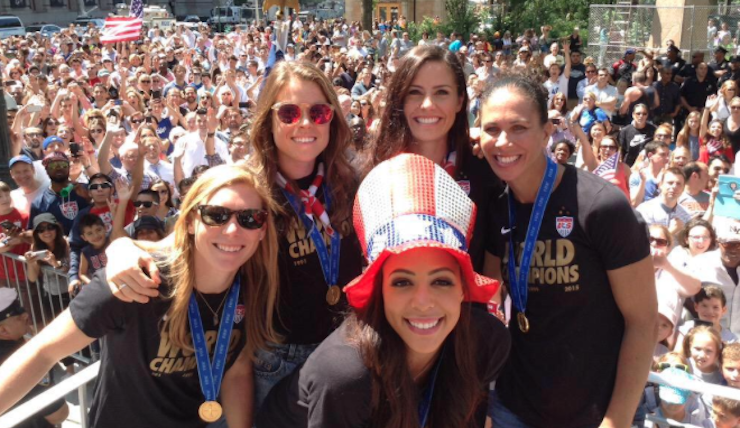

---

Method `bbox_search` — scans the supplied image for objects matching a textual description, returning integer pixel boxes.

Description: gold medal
[517,312,530,333]
[326,285,341,305]
[198,401,223,423]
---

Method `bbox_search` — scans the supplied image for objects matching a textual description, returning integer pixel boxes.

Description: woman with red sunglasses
[102,60,364,414]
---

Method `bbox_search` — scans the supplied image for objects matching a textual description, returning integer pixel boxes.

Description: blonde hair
[162,165,281,359]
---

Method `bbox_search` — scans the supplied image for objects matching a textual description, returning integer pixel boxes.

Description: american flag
[101,0,143,44]
[593,152,620,182]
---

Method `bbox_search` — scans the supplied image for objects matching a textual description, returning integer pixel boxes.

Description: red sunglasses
[271,103,334,125]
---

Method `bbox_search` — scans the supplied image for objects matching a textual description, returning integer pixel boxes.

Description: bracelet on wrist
[207,132,215,138]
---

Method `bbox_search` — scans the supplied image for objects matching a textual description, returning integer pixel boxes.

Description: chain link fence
[586,4,740,68]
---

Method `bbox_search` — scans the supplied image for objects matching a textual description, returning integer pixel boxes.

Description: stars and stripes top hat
[344,153,499,310]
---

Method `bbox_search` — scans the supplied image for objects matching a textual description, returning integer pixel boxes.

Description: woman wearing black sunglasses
[0,165,281,427]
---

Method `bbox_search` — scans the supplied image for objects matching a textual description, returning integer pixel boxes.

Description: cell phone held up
[69,142,81,158]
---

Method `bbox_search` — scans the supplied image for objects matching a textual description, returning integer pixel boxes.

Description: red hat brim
[343,240,499,310]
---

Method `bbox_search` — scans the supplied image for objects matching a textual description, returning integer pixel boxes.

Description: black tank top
[724,117,740,155]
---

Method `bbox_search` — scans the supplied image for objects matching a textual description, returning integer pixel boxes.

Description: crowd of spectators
[4,13,740,427]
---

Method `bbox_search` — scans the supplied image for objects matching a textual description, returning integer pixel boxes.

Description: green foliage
[497,0,597,42]
[406,16,440,43]
[444,0,481,40]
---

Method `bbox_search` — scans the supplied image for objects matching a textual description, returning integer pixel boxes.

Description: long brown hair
[248,61,356,227]
[346,274,481,428]
[162,165,281,359]
[372,45,471,176]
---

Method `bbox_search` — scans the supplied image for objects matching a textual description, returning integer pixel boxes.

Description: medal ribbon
[279,172,340,291]
[506,158,558,324]
[276,163,334,236]
[188,276,241,403]
[417,348,445,428]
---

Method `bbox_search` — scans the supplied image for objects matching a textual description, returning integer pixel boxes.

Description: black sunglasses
[133,200,158,208]
[649,237,668,247]
[89,183,112,190]
[198,205,267,230]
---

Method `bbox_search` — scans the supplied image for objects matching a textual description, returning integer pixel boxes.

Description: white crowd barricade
[0,252,98,365]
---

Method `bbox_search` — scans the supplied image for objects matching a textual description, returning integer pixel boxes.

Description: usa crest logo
[555,216,573,238]
[234,304,246,324]
[60,201,79,220]
[457,180,471,195]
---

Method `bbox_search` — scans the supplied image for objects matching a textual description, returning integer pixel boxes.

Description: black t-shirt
[256,307,511,428]
[458,155,504,272]
[680,76,718,109]
[485,165,650,428]
[0,340,64,428]
[274,173,364,345]
[709,59,731,76]
[618,123,657,167]
[568,63,587,99]
[69,270,247,428]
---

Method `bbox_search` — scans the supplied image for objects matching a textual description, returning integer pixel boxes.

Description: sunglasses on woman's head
[656,362,689,373]
[198,205,267,230]
[271,103,334,125]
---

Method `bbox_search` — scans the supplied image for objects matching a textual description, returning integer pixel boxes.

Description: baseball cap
[658,367,694,405]
[32,213,58,229]
[9,155,33,168]
[0,288,24,322]
[343,154,499,310]
[98,69,111,77]
[519,46,530,53]
[717,218,740,243]
[134,216,165,234]
[42,151,69,167]
[42,136,64,151]
[625,48,637,56]
[715,46,728,54]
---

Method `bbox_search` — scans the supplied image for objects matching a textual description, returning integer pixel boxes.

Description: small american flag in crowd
[593,152,620,182]
[101,0,143,44]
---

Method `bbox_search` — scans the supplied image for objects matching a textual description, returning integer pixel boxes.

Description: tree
[445,0,480,40]
[362,0,373,32]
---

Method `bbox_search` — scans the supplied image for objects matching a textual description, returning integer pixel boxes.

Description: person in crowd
[722,343,740,388]
[694,218,740,335]
[629,141,670,207]
[678,161,711,216]
[8,155,45,217]
[677,111,703,161]
[0,288,69,427]
[700,105,735,164]
[479,73,656,428]
[653,67,682,124]
[649,224,701,351]
[550,139,575,165]
[647,353,708,427]
[682,325,724,413]
[543,42,572,105]
[256,153,510,428]
[637,168,693,236]
[710,396,740,428]
[619,103,657,167]
[24,213,70,317]
[0,165,280,428]
[585,67,619,119]
[678,286,737,346]
[28,152,89,236]
[0,180,29,284]
[670,218,716,270]
[76,213,109,290]
[708,80,739,122]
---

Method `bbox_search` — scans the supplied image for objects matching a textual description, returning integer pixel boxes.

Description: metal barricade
[587,3,730,68]
[0,252,97,365]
